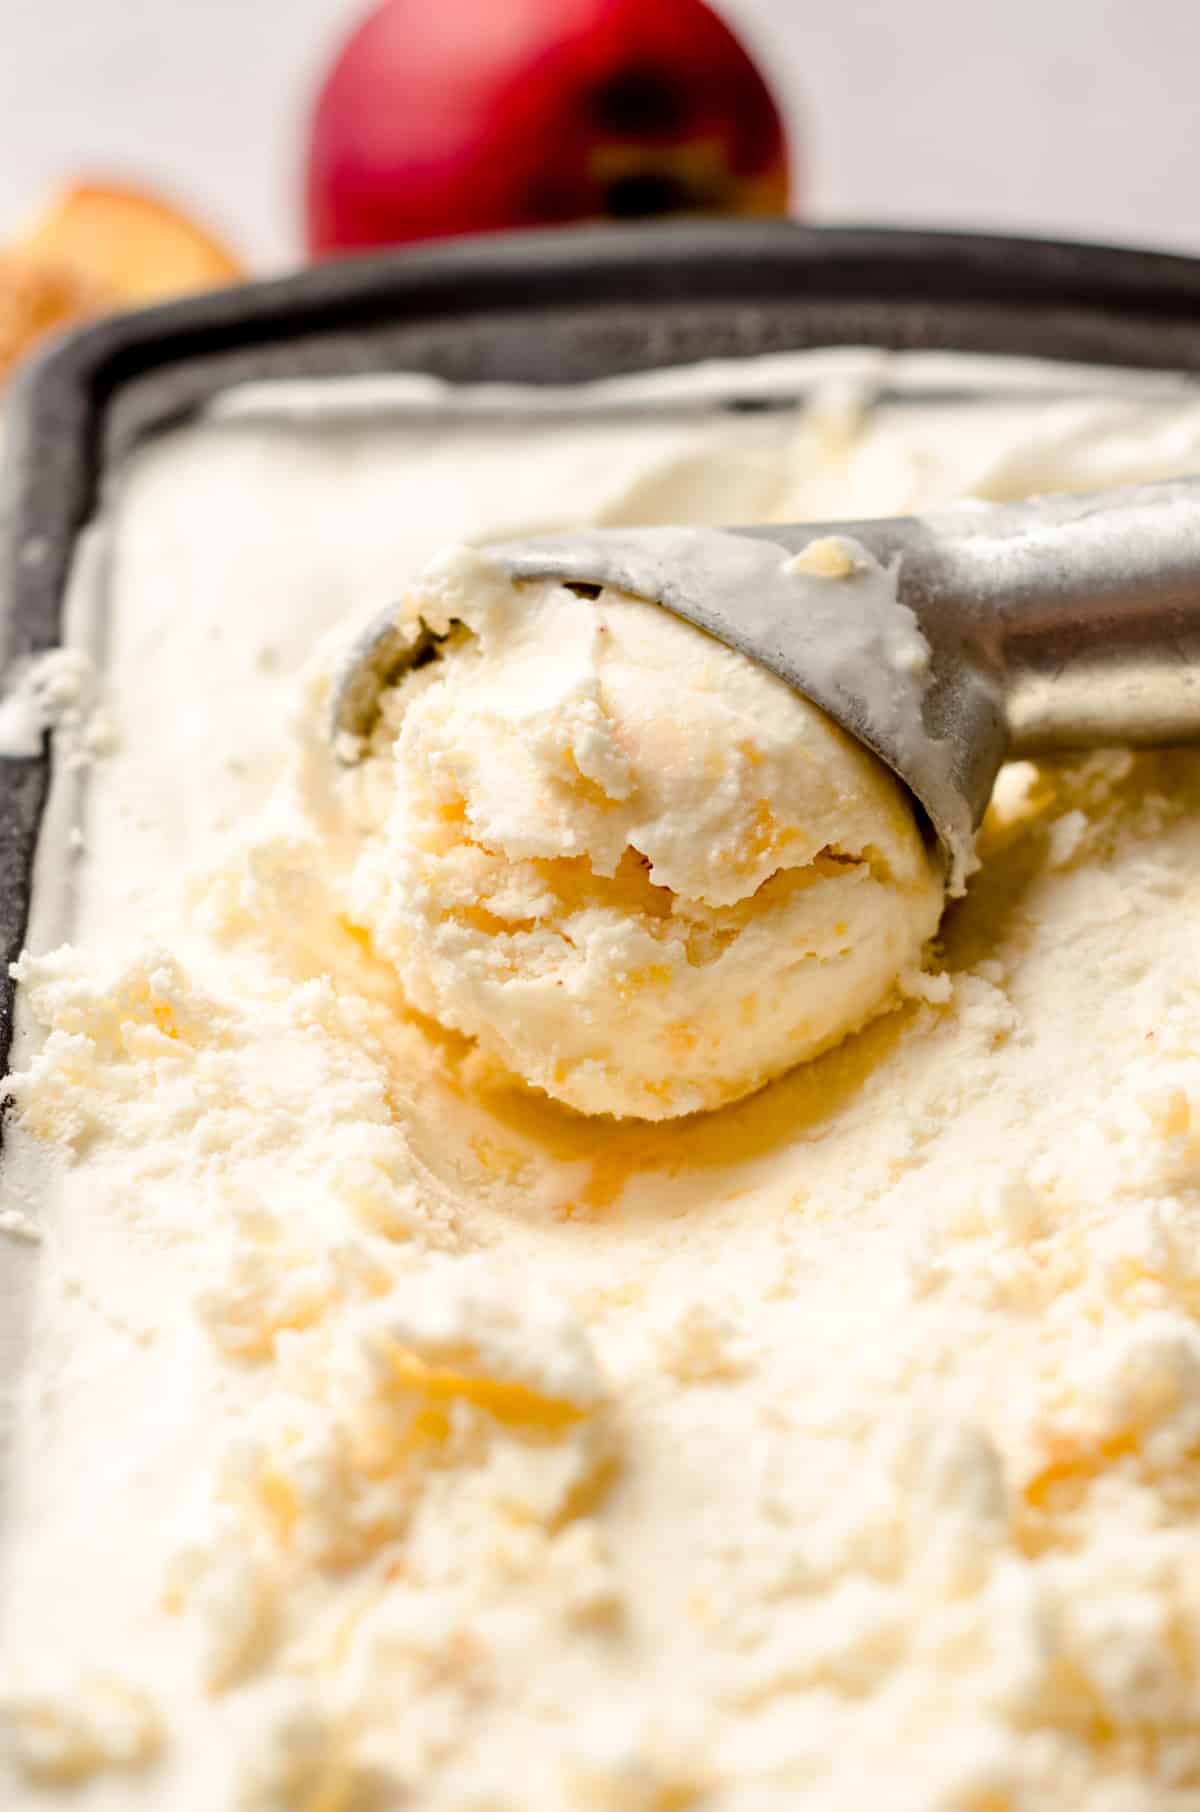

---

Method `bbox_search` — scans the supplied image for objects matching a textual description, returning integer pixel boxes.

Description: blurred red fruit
[306,0,793,255]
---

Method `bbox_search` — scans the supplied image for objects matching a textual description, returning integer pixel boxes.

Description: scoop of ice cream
[347,547,944,1120]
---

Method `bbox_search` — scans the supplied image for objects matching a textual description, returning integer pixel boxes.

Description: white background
[1,0,1199,269]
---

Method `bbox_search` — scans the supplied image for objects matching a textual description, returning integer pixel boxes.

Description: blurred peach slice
[17,182,243,306]
[0,251,106,384]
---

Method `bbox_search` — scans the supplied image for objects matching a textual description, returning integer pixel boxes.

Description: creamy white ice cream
[6,350,1200,1812]
[348,546,942,1119]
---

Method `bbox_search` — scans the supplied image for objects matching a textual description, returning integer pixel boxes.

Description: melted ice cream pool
[5,349,1200,1809]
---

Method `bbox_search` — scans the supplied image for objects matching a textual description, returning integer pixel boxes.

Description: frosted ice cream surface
[348,548,942,1118]
[10,351,1200,1811]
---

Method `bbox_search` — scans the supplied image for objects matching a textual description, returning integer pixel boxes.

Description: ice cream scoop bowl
[332,479,1200,893]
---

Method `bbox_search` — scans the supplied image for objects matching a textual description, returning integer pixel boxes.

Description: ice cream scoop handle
[877,480,1200,754]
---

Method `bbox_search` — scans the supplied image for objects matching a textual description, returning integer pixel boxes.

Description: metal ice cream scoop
[331,480,1200,891]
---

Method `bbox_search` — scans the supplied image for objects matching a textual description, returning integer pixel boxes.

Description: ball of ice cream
[348,548,943,1120]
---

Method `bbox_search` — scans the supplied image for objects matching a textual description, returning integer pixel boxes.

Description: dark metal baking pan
[7,216,1200,1074]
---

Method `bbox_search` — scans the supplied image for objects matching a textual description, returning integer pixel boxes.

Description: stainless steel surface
[331,478,1200,887]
